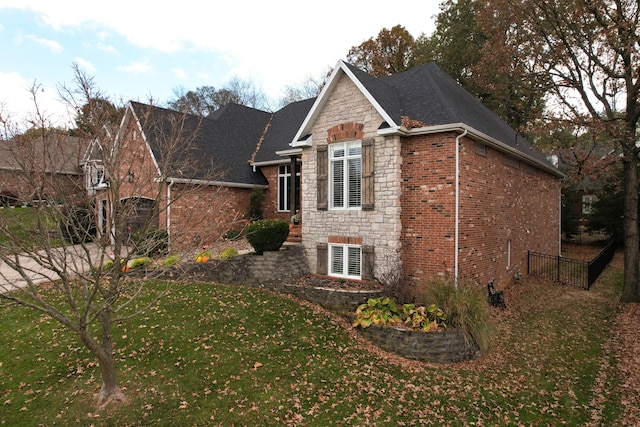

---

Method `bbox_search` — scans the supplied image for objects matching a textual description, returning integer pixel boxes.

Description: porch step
[287,224,302,243]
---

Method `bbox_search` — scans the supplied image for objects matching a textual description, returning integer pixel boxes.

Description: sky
[0,0,442,129]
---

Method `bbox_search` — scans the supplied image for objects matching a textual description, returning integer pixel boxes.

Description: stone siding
[300,74,403,279]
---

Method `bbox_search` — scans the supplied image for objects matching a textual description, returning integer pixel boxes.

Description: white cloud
[98,43,118,55]
[0,1,439,97]
[25,33,63,53]
[0,71,72,129]
[74,57,95,73]
[117,58,152,74]
[171,68,188,80]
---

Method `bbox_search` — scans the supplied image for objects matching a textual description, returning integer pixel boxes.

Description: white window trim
[328,243,362,279]
[277,164,290,212]
[329,141,362,210]
[87,163,108,190]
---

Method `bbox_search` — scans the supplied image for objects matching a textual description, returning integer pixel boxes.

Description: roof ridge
[249,113,274,164]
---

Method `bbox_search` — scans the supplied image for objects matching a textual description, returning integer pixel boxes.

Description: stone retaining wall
[358,324,480,363]
[153,244,384,312]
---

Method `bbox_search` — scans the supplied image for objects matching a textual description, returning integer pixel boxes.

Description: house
[93,60,562,292]
[0,134,86,206]
[88,101,273,246]
[276,61,563,290]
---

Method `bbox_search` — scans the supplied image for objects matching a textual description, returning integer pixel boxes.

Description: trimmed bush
[244,219,289,255]
[162,255,181,267]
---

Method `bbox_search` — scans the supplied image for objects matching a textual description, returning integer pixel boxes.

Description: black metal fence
[528,239,616,289]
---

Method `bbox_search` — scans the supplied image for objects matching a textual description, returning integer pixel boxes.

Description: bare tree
[0,64,237,410]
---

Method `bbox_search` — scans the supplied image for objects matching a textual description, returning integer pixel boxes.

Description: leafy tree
[168,76,268,116]
[0,64,231,409]
[72,97,123,137]
[416,0,545,132]
[346,25,417,77]
[588,176,624,243]
[480,0,640,302]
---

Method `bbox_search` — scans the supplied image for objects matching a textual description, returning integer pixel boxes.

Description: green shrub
[130,257,152,269]
[244,219,289,255]
[353,297,448,332]
[417,279,492,351]
[162,255,181,267]
[353,297,402,328]
[247,187,265,220]
[59,204,96,244]
[133,228,168,257]
[403,303,447,331]
[223,229,242,240]
[219,247,238,259]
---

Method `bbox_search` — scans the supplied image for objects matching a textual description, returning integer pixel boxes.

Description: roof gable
[128,101,271,186]
[291,60,557,173]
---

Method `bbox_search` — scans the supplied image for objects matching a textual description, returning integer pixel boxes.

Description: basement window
[329,243,361,279]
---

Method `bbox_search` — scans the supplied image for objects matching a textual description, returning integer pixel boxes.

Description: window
[87,164,108,188]
[277,164,300,212]
[329,244,361,279]
[582,195,596,215]
[329,141,361,209]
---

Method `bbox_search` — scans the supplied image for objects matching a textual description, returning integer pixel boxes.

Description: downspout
[166,179,174,248]
[454,129,468,287]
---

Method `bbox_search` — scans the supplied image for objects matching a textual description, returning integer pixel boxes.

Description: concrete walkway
[0,243,110,294]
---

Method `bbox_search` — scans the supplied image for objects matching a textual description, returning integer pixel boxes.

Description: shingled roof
[0,135,86,175]
[294,60,558,174]
[129,101,271,186]
[252,98,316,164]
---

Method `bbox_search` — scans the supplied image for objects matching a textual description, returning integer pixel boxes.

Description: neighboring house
[0,135,86,206]
[89,102,272,247]
[91,60,562,292]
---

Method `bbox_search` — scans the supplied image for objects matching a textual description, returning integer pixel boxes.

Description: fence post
[557,255,561,283]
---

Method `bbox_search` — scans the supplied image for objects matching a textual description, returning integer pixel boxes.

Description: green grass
[0,260,625,426]
[0,206,60,251]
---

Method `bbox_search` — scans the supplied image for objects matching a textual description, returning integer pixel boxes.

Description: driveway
[0,243,109,294]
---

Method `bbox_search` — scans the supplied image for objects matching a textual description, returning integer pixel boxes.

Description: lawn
[0,254,626,426]
[0,206,60,251]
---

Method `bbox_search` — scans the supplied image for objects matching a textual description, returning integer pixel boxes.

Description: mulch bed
[294,274,384,291]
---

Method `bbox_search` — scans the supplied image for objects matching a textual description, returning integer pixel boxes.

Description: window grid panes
[278,165,290,211]
[329,244,361,279]
[329,142,361,209]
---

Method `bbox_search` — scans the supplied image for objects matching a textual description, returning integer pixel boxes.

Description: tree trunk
[79,312,126,410]
[621,147,640,303]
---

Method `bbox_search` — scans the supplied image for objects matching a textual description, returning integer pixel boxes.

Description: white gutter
[251,152,302,172]
[166,177,268,189]
[166,180,174,248]
[454,129,468,287]
[378,123,564,178]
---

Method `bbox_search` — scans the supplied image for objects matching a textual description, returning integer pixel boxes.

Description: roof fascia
[166,177,268,189]
[379,123,564,178]
[291,60,397,147]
